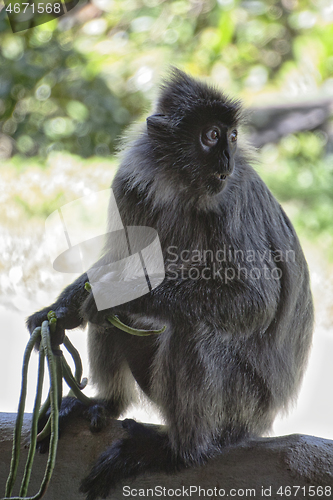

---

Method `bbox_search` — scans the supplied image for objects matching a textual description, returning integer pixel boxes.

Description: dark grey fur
[27,69,314,500]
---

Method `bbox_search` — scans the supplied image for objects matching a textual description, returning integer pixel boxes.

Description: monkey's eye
[230,130,238,143]
[201,126,220,148]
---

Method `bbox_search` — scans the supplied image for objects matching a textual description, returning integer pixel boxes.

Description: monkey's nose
[223,149,230,162]
[221,149,233,175]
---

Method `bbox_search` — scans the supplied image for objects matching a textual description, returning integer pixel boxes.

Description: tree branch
[0,413,332,499]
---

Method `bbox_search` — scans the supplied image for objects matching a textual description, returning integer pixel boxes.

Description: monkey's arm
[81,267,278,338]
[26,246,120,342]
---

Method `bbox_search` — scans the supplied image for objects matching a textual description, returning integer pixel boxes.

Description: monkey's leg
[87,323,137,417]
[80,419,175,500]
[79,325,225,500]
[79,404,214,500]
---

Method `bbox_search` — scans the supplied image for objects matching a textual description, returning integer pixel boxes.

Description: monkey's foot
[80,419,178,500]
[37,396,112,453]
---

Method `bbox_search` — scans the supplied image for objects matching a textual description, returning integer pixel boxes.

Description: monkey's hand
[26,303,82,347]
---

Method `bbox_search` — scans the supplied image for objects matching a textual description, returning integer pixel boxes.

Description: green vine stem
[37,335,87,439]
[107,315,166,336]
[33,320,60,499]
[36,416,51,443]
[37,394,50,422]
[19,344,45,497]
[84,281,166,336]
[61,357,92,406]
[2,322,61,500]
[62,336,87,398]
[55,355,63,413]
[4,327,42,497]
[36,337,91,443]
[63,337,83,385]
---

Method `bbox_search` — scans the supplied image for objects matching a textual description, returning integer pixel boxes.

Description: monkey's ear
[146,114,170,138]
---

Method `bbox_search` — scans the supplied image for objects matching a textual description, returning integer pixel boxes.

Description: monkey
[27,69,314,500]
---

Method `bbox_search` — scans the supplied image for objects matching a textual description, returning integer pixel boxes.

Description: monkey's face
[146,69,242,198]
[147,111,239,198]
[198,122,238,195]
[173,108,239,196]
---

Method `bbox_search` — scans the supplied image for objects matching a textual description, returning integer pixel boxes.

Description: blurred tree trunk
[247,98,333,150]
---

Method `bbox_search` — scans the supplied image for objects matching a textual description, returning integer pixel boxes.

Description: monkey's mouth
[214,172,227,182]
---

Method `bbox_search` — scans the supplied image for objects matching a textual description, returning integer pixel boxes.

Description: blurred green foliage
[1,0,333,158]
[0,0,333,252]
[0,20,144,157]
[256,132,333,256]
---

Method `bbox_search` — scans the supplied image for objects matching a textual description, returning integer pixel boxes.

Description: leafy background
[0,0,333,438]
[1,0,333,249]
